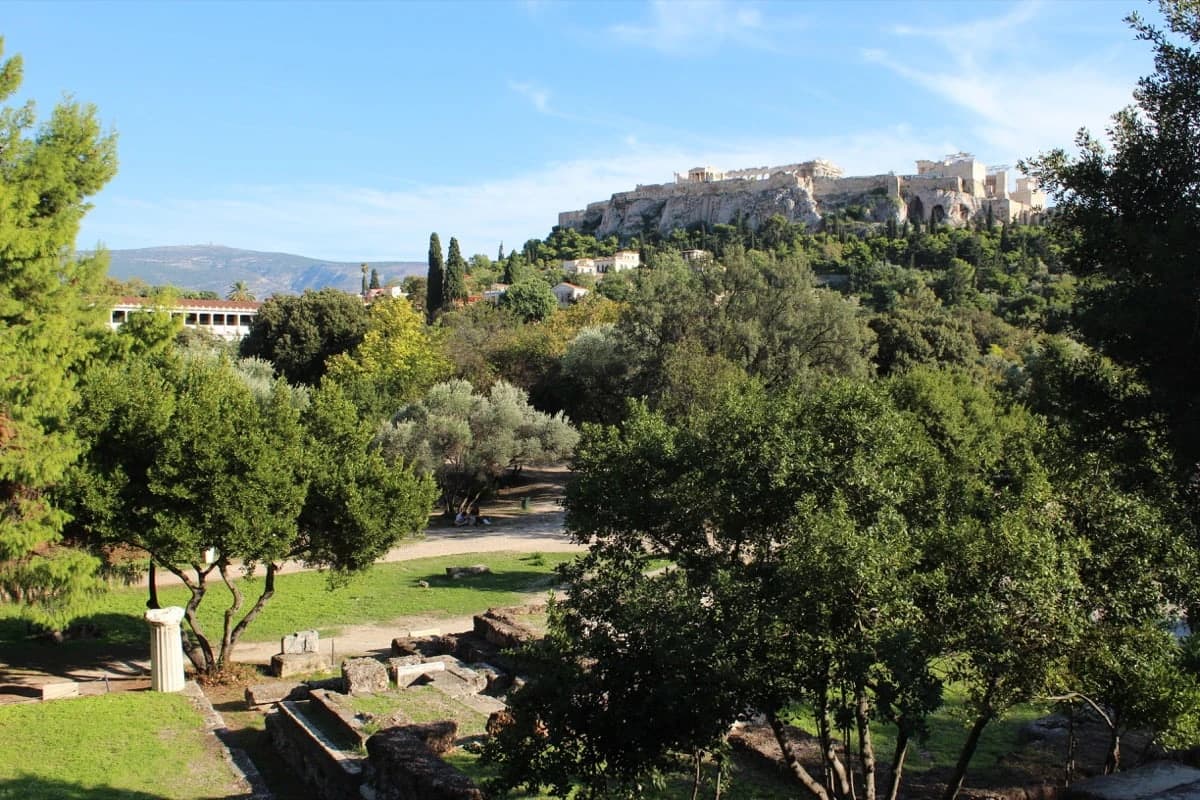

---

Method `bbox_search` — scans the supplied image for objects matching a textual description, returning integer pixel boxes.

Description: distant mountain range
[99,245,426,297]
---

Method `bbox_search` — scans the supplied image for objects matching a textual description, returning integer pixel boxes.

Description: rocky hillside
[100,245,425,297]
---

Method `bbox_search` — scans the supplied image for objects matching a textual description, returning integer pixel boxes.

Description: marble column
[144,606,186,692]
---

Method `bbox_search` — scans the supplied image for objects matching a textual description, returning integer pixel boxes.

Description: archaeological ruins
[558,153,1046,239]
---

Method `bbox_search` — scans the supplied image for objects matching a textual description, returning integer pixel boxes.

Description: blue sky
[5,0,1156,261]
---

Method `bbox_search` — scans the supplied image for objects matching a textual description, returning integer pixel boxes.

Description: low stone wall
[266,700,365,800]
[365,726,483,800]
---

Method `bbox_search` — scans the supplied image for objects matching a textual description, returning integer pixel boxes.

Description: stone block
[393,660,445,688]
[445,663,487,694]
[271,651,330,678]
[391,637,421,657]
[425,670,477,699]
[365,727,482,800]
[342,657,389,695]
[468,662,511,695]
[400,721,458,755]
[281,629,319,655]
[245,681,308,708]
[40,682,80,701]
[445,565,491,579]
[386,656,423,682]
[1063,762,1200,799]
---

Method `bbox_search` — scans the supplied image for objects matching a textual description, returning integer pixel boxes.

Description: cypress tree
[444,236,468,308]
[497,241,505,261]
[426,233,444,322]
[369,268,381,290]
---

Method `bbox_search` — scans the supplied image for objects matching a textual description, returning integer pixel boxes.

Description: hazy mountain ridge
[100,245,425,297]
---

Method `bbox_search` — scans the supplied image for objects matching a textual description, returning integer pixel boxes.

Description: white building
[563,249,641,277]
[109,297,261,341]
[552,282,590,305]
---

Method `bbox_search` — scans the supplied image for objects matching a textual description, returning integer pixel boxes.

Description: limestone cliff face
[574,173,823,239]
[559,169,1035,238]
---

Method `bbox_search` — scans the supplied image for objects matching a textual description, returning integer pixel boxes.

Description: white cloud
[508,80,552,115]
[609,0,797,54]
[865,2,1140,164]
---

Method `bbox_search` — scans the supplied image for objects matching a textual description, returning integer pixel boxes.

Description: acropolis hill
[558,154,1046,239]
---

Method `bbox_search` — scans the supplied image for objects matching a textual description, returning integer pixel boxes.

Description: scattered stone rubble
[257,605,543,800]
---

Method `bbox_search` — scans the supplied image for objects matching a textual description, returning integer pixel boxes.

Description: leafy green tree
[444,237,468,308]
[376,379,578,513]
[496,371,1090,800]
[239,288,369,386]
[438,301,518,390]
[65,352,433,673]
[1022,1,1200,495]
[501,252,530,285]
[400,274,427,318]
[870,288,980,375]
[554,324,630,425]
[103,308,184,361]
[426,233,445,322]
[324,296,450,419]
[498,278,557,323]
[0,39,118,629]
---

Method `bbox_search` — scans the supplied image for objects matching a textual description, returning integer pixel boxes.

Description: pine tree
[444,237,468,308]
[426,233,444,322]
[0,39,118,628]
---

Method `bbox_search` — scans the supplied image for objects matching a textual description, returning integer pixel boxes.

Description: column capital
[144,606,185,627]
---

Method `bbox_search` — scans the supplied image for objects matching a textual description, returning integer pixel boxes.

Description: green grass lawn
[784,682,1052,781]
[348,686,491,736]
[0,692,247,800]
[0,551,576,651]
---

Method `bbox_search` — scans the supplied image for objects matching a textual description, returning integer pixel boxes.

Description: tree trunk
[713,755,724,800]
[941,707,994,800]
[225,563,278,660]
[1104,728,1121,775]
[886,731,908,800]
[690,750,702,800]
[816,688,851,797]
[1065,705,1077,786]
[162,562,217,674]
[767,710,832,800]
[146,559,160,610]
[217,561,244,670]
[856,687,877,800]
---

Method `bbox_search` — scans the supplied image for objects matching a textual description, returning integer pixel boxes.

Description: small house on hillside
[552,282,589,306]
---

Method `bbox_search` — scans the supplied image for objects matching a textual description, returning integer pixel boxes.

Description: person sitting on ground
[454,509,473,526]
[470,502,491,526]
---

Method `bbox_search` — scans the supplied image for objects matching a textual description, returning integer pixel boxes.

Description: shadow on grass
[0,775,242,799]
[414,569,562,593]
[0,613,145,650]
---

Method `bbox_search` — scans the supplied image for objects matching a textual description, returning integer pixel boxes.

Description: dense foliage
[239,287,369,385]
[0,40,118,628]
[63,351,435,673]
